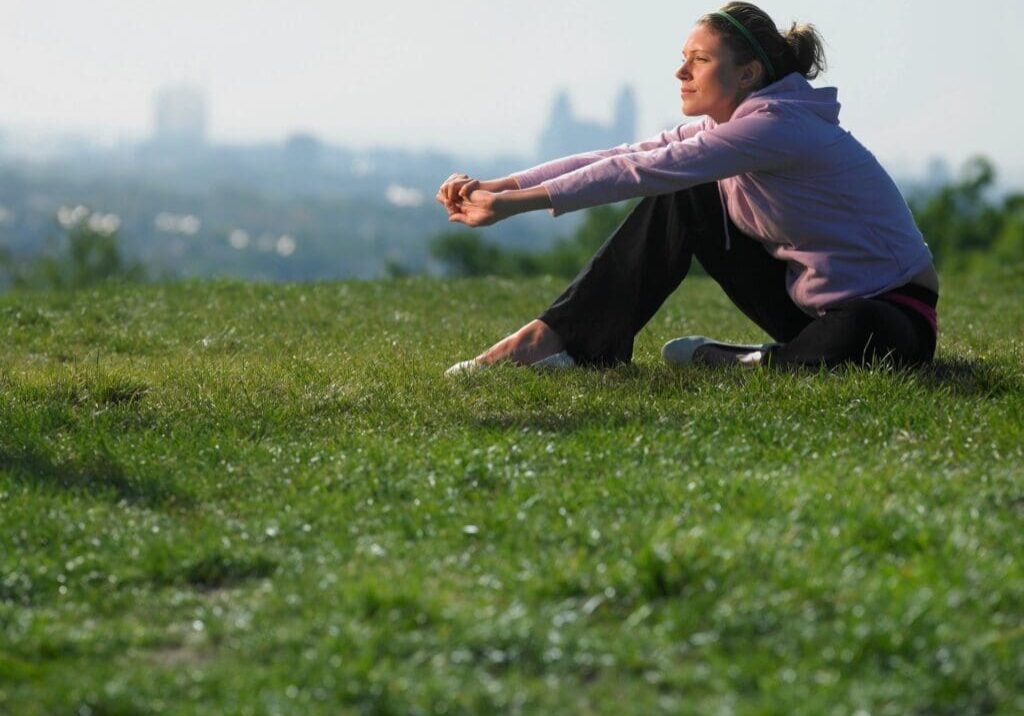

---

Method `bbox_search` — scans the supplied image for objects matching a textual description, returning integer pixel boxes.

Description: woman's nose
[675,63,689,80]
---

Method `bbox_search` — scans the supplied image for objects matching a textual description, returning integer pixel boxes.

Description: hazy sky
[3,1,1023,179]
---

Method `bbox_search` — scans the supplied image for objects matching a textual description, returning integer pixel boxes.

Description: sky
[2,0,1023,182]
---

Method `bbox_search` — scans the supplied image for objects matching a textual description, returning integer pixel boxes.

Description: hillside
[1,269,1022,714]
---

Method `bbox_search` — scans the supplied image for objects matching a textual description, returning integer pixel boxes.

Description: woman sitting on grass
[438,2,939,373]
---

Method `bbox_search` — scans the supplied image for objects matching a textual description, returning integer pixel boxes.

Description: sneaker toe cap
[444,359,484,377]
[531,351,575,370]
[661,336,710,366]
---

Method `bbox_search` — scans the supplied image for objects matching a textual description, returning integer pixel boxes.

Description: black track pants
[538,183,937,369]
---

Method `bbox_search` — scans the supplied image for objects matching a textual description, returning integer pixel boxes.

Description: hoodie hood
[735,71,841,125]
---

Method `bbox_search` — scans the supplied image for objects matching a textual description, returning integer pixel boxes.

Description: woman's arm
[439,123,707,214]
[437,175,520,209]
[535,111,796,216]
[511,120,708,190]
[478,176,521,192]
[447,185,551,227]
[447,113,786,226]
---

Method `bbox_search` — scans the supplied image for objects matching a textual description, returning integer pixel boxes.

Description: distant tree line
[0,160,563,284]
[2,156,1020,291]
[430,156,1024,279]
[428,202,638,280]
[0,222,145,291]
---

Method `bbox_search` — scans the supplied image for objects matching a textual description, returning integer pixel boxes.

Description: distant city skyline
[540,86,637,161]
[2,1,1024,184]
[152,84,207,147]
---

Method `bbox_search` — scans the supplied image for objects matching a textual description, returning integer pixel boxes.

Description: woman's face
[675,23,762,124]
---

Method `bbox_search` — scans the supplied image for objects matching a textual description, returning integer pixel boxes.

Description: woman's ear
[738,60,764,90]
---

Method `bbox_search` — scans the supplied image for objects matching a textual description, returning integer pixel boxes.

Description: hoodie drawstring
[717,181,731,251]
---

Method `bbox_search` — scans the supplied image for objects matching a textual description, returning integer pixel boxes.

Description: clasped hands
[435,173,513,228]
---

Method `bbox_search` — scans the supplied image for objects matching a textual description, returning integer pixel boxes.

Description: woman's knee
[774,298,924,368]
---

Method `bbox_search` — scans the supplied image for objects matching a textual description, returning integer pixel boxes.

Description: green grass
[1,266,1022,715]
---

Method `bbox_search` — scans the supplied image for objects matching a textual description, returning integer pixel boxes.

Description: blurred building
[284,132,323,167]
[538,85,637,161]
[151,84,207,149]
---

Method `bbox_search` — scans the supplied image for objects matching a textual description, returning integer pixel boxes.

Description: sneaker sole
[662,336,769,366]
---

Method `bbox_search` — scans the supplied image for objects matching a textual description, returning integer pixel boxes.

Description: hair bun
[704,3,828,83]
[784,22,827,79]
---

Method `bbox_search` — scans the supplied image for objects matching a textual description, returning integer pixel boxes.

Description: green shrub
[1,223,145,290]
[430,201,638,279]
[909,156,1024,270]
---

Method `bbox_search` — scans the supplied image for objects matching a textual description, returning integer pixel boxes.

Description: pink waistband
[880,291,938,334]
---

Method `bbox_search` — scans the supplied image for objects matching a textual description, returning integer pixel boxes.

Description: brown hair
[699,2,827,84]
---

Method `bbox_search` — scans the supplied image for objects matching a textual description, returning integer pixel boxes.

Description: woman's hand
[436,175,520,213]
[446,185,552,227]
[447,190,509,227]
[436,173,474,211]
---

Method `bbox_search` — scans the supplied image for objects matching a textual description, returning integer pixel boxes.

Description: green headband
[713,10,777,81]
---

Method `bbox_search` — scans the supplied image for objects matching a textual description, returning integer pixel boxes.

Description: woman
[439,2,939,374]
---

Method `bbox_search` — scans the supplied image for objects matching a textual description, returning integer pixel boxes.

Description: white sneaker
[662,336,774,367]
[444,358,486,377]
[445,350,575,376]
[530,350,575,370]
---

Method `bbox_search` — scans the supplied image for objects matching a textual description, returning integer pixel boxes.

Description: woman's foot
[477,319,565,366]
[445,320,567,375]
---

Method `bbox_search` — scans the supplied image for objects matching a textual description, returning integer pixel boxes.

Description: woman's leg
[686,204,813,344]
[475,183,722,366]
[475,318,564,366]
[767,292,938,368]
[660,203,939,369]
[537,182,742,366]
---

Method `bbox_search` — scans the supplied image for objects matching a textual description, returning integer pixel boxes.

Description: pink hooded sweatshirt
[511,72,934,315]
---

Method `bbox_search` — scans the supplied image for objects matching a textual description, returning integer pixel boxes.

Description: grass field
[1,266,1022,715]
